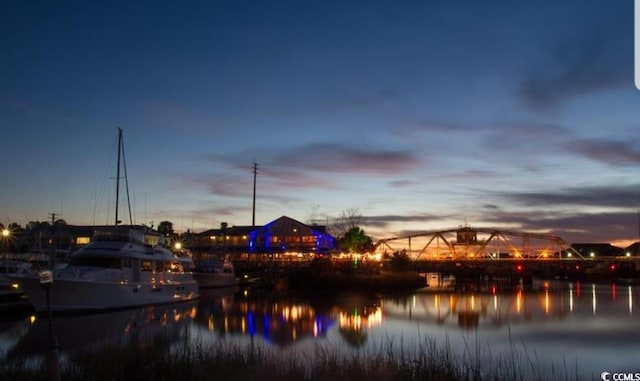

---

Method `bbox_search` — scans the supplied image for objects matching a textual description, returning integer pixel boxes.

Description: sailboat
[12,128,199,312]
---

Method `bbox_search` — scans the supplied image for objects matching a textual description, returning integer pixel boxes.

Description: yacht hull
[13,274,198,313]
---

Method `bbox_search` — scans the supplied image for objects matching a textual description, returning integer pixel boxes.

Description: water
[1,280,639,378]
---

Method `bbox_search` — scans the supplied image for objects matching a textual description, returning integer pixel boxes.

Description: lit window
[76,236,90,244]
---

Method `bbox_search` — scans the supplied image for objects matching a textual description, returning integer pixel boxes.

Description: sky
[1,0,639,247]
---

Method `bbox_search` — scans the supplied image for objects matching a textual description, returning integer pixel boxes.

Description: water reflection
[2,281,639,375]
[192,290,386,347]
[195,289,335,345]
[382,281,639,330]
[2,301,197,361]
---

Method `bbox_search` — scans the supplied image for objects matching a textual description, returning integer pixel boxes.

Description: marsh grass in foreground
[1,335,584,381]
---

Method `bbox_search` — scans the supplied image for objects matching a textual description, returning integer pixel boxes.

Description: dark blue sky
[1,0,639,245]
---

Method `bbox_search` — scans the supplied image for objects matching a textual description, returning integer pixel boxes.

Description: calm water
[1,280,639,378]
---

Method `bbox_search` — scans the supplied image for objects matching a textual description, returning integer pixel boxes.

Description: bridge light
[626,252,631,257]
[590,252,595,258]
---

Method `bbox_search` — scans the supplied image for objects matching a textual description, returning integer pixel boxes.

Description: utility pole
[48,212,58,271]
[252,162,258,226]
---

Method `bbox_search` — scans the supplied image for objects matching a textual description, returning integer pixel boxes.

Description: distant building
[191,216,335,260]
[571,243,624,258]
[624,242,640,256]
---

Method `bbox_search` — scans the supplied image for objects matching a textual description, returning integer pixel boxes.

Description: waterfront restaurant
[190,216,336,262]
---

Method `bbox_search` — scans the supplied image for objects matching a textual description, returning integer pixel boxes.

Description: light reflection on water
[1,281,639,376]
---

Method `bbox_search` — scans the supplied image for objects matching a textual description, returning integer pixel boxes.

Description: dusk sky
[2,1,639,246]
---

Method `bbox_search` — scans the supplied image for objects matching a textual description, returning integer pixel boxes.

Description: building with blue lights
[191,216,336,260]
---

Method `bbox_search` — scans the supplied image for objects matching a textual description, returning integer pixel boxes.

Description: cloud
[480,209,638,244]
[260,167,336,189]
[565,138,640,165]
[388,179,418,187]
[519,28,631,110]
[362,208,638,245]
[482,122,570,150]
[273,143,420,174]
[207,141,420,176]
[503,185,640,209]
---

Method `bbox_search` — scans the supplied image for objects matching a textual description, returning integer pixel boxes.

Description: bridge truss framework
[374,226,584,260]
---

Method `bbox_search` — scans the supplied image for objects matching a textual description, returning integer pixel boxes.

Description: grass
[1,332,583,381]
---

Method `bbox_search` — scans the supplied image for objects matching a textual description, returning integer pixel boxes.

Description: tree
[338,226,374,253]
[331,208,363,238]
[157,221,174,237]
[389,250,411,272]
[306,204,322,226]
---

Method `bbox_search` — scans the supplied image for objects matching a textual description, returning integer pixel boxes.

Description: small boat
[0,261,33,313]
[10,129,199,312]
[192,259,238,288]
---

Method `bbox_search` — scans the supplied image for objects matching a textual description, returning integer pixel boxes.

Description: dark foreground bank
[2,335,583,381]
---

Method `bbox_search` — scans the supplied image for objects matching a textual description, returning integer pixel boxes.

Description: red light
[516,264,523,272]
[610,264,616,271]
[575,265,580,270]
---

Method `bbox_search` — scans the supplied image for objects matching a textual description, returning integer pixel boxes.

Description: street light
[39,270,60,381]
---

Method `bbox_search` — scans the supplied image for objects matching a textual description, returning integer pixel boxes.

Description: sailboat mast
[115,127,123,226]
[121,135,133,225]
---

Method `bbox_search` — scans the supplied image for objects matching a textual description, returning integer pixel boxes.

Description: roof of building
[196,216,330,237]
[571,243,624,256]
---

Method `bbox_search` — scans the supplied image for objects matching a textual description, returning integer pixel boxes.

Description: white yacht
[12,225,199,312]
